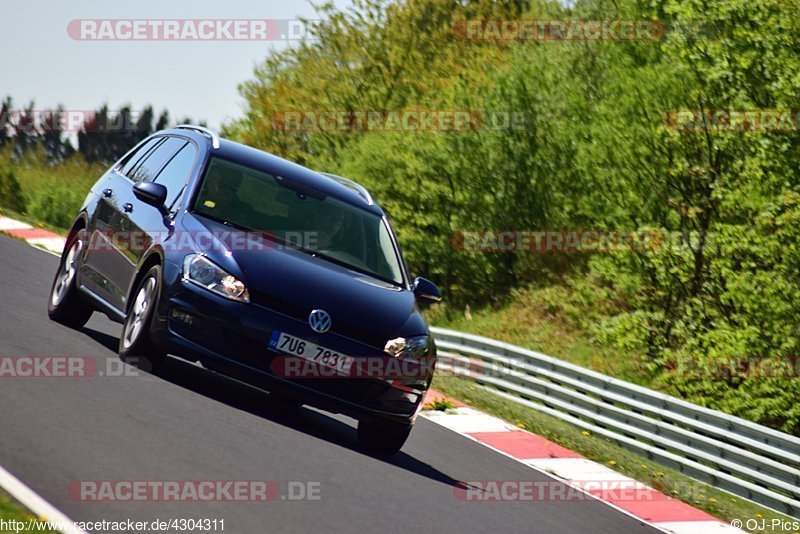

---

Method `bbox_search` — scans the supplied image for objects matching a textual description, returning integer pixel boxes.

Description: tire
[357,419,412,455]
[119,265,166,368]
[48,230,93,328]
[269,392,303,410]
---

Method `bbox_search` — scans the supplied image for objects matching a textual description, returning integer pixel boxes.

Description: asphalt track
[0,233,659,533]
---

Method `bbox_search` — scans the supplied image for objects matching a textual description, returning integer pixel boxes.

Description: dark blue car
[48,125,441,454]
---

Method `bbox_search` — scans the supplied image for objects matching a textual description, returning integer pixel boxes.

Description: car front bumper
[150,261,432,425]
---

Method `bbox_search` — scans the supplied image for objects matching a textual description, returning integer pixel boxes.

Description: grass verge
[430,375,799,532]
[427,292,650,387]
[0,488,59,532]
[0,206,69,236]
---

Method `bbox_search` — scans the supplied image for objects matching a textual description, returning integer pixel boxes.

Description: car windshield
[193,157,405,286]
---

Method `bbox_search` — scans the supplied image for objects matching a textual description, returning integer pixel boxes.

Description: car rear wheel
[48,231,93,328]
[357,419,412,455]
[119,265,166,368]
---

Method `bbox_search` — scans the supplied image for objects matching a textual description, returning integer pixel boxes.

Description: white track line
[0,464,87,534]
[419,408,748,534]
[419,411,673,533]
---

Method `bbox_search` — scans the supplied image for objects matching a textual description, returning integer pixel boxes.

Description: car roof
[160,127,384,216]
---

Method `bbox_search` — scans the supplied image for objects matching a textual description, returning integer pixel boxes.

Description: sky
[1,0,351,132]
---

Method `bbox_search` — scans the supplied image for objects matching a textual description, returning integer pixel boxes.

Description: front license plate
[269,331,353,375]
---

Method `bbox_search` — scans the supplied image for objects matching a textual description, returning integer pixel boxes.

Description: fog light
[388,380,423,394]
[401,392,419,404]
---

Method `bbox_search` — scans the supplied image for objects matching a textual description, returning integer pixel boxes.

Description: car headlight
[183,254,249,303]
[384,335,430,360]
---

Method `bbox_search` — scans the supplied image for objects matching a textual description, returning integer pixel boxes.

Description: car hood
[182,213,428,349]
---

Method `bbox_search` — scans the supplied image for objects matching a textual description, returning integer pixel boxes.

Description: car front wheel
[119,265,166,368]
[357,419,412,455]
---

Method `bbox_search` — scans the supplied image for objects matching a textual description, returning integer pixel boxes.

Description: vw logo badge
[308,309,332,333]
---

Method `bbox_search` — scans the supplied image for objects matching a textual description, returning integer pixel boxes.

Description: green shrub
[0,169,25,213]
[424,398,457,412]
[26,185,84,229]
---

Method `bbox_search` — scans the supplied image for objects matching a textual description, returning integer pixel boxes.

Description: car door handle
[103,188,113,198]
[123,203,134,213]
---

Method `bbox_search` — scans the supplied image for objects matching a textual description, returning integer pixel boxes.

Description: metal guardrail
[430,327,800,518]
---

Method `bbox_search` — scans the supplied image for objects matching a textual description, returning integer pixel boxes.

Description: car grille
[249,291,307,322]
[222,331,273,371]
[249,291,388,350]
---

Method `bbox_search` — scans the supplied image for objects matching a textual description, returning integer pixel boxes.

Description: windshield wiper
[193,211,253,232]
[307,250,402,287]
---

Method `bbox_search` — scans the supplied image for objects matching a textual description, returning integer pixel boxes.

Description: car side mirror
[133,182,168,216]
[412,277,441,303]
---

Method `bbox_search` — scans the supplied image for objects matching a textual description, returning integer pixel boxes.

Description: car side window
[130,137,186,183]
[153,143,198,210]
[117,137,163,178]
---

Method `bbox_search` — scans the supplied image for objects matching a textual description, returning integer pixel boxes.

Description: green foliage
[25,185,85,229]
[0,143,103,230]
[227,0,800,434]
[0,488,59,531]
[423,397,457,411]
[0,169,25,213]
